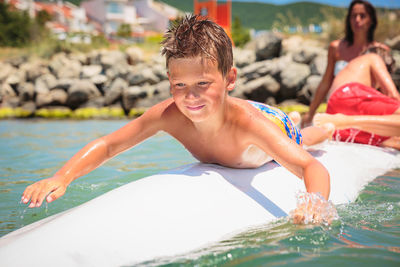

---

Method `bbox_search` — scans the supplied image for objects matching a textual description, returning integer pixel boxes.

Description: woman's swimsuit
[249,101,303,145]
[333,60,348,76]
[327,82,400,146]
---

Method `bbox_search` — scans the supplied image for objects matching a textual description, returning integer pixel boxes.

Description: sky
[232,0,400,9]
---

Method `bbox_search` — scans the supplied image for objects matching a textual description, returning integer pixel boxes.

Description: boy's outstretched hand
[21,177,67,208]
[291,192,338,225]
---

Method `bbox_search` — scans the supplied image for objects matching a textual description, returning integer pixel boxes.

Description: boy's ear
[226,67,237,92]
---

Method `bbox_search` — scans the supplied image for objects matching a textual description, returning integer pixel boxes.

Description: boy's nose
[185,87,199,99]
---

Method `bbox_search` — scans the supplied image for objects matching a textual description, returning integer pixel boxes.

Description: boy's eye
[198,81,209,86]
[175,83,185,88]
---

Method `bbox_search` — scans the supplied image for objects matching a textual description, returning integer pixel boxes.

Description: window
[107,2,123,14]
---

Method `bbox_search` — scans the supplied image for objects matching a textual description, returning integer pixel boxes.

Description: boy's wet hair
[161,14,233,77]
[363,46,395,73]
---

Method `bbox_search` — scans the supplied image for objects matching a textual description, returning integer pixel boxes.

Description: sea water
[0,120,399,266]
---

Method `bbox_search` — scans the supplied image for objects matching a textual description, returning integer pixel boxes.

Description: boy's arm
[22,99,174,208]
[249,119,330,200]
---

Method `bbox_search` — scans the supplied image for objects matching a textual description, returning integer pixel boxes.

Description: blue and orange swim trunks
[249,101,303,145]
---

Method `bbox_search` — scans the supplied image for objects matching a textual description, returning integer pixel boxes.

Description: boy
[22,15,333,223]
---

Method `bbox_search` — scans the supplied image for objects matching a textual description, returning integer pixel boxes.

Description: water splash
[290,191,339,225]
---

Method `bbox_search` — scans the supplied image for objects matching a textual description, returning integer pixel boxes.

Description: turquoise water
[1,120,400,266]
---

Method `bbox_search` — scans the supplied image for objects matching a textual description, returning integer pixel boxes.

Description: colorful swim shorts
[249,101,303,145]
[327,82,400,146]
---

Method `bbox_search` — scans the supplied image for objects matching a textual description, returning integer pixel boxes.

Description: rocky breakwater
[1,33,399,119]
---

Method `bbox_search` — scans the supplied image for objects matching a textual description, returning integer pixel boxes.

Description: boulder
[35,74,58,94]
[100,50,127,69]
[122,86,148,111]
[67,80,101,109]
[310,54,328,75]
[279,62,310,101]
[245,32,282,61]
[233,48,256,68]
[81,65,102,78]
[385,35,400,50]
[18,82,35,102]
[127,67,160,85]
[104,77,128,106]
[297,75,322,104]
[0,63,17,83]
[126,46,144,65]
[20,61,49,82]
[49,53,81,79]
[236,75,280,103]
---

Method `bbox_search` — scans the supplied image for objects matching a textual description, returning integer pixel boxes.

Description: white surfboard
[0,141,399,266]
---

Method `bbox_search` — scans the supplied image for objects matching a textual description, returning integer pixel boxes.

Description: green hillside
[158,1,347,30]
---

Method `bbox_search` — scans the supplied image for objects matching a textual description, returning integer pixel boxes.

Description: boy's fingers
[47,186,65,203]
[21,184,35,203]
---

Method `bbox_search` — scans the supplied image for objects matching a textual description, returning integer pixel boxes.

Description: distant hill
[158,0,346,30]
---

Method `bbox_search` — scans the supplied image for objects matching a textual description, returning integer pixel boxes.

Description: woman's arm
[303,41,338,126]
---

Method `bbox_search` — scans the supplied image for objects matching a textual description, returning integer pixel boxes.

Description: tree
[231,16,250,48]
[0,2,32,47]
[116,23,132,38]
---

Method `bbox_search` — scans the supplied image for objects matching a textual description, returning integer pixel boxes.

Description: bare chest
[177,134,271,168]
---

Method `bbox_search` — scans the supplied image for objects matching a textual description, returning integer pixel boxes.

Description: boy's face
[168,56,236,123]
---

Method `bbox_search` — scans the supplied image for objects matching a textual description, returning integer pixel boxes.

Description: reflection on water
[0,120,399,266]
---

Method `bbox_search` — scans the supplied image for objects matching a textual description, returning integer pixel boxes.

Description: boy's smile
[168,56,235,123]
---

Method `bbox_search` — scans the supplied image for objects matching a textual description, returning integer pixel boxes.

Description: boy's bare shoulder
[228,97,273,129]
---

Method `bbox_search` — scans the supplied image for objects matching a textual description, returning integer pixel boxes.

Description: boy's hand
[21,177,67,208]
[291,192,338,225]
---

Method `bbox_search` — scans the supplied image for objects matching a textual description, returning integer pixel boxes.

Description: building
[81,0,182,37]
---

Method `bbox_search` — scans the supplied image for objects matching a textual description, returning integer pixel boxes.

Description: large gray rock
[235,75,280,103]
[310,54,328,76]
[0,83,17,98]
[297,75,322,104]
[100,50,127,69]
[104,77,128,106]
[105,63,131,80]
[385,35,400,50]
[127,67,160,86]
[49,89,68,106]
[126,47,144,65]
[18,82,35,102]
[81,65,102,78]
[20,61,49,82]
[0,63,17,83]
[245,32,282,61]
[122,86,148,111]
[67,80,101,109]
[279,62,311,101]
[35,74,58,94]
[36,93,53,107]
[233,48,256,68]
[49,53,81,79]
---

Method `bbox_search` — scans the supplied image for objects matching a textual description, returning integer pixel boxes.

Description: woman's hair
[161,14,233,77]
[344,0,377,45]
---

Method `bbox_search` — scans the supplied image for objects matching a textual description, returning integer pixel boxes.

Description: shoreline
[0,103,327,120]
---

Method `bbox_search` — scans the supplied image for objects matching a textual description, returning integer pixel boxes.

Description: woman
[312,53,400,149]
[303,0,390,125]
